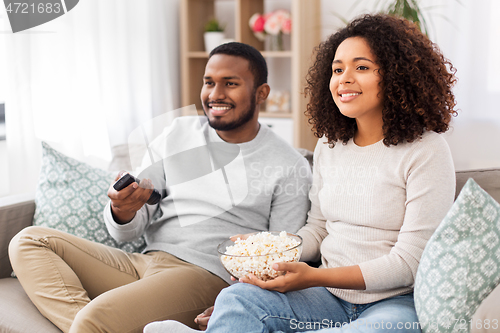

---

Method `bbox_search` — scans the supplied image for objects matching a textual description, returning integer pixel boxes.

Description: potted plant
[344,0,461,36]
[204,18,225,52]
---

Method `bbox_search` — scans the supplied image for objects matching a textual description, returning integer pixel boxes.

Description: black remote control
[113,173,161,205]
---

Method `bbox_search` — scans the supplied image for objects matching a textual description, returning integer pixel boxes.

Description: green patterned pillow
[34,142,146,253]
[415,178,500,332]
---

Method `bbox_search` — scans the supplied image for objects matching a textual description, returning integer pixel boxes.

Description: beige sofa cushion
[0,278,61,332]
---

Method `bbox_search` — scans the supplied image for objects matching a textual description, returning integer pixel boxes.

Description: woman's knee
[355,295,420,333]
[215,283,265,304]
[214,283,283,318]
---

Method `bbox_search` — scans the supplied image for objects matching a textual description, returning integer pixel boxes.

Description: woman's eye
[333,68,343,74]
[357,65,369,70]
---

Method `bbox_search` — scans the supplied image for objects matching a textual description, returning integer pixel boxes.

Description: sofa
[1,145,499,332]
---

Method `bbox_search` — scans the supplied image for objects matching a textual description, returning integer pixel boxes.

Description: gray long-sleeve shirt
[104,116,312,284]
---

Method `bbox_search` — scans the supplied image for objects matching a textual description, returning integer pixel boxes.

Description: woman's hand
[194,306,213,331]
[239,262,317,293]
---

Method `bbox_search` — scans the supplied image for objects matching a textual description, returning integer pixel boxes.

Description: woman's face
[329,37,384,123]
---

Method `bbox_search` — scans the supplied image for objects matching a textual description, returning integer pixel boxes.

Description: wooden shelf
[261,51,293,58]
[180,0,321,151]
[188,51,293,59]
[195,110,292,118]
[259,111,292,118]
[187,52,209,58]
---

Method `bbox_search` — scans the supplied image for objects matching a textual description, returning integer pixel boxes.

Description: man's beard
[204,93,257,131]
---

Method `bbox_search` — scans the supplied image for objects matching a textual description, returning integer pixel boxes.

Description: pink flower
[273,9,291,23]
[264,13,282,35]
[249,13,265,33]
[249,9,292,40]
[282,18,291,34]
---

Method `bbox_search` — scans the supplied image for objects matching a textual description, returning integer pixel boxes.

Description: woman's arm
[240,262,366,293]
[358,134,455,291]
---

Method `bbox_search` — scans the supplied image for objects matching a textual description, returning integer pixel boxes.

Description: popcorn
[219,231,302,281]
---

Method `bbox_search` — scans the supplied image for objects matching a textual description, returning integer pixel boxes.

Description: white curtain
[2,0,180,196]
[321,0,500,171]
[434,0,500,171]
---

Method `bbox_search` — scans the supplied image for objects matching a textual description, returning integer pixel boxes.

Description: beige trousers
[8,226,228,333]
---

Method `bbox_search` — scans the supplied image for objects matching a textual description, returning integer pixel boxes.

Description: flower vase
[268,33,284,51]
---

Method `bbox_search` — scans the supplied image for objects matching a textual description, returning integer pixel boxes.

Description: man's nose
[209,84,225,100]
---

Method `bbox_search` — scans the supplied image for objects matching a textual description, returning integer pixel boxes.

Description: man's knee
[70,300,123,333]
[9,226,50,267]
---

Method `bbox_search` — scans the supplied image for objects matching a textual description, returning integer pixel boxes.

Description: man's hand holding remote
[107,171,155,224]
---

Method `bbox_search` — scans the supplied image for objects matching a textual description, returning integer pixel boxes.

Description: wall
[320,0,500,171]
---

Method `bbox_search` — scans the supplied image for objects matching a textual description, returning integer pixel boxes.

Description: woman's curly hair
[305,14,458,146]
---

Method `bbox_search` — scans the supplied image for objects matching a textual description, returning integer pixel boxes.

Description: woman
[145,13,458,333]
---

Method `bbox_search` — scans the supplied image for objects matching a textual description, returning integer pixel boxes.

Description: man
[9,42,312,333]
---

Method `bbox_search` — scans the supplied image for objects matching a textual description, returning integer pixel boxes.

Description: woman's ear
[255,83,271,105]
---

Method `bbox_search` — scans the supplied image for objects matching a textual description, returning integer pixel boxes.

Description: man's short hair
[209,42,268,89]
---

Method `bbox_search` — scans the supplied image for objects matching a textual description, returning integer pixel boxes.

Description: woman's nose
[340,69,354,85]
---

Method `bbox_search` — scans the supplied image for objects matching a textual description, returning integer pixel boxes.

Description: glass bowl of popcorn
[217,231,303,281]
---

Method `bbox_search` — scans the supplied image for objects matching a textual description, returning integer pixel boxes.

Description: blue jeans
[206,283,421,333]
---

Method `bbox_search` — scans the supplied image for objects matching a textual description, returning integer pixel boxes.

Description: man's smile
[208,103,233,116]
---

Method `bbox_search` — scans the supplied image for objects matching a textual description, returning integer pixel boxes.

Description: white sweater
[298,131,455,304]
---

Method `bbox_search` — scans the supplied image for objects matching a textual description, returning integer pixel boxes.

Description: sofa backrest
[0,194,36,278]
[455,168,500,203]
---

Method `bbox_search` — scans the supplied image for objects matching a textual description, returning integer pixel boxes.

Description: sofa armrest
[471,283,500,333]
[0,194,36,278]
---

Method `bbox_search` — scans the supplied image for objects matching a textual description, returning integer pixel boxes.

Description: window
[487,0,500,92]
[0,8,6,141]
[0,103,5,140]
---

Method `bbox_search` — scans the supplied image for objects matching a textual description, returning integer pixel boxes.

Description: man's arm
[268,156,312,234]
[297,138,328,263]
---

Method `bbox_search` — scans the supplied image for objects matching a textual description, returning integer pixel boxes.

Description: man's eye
[226,82,237,86]
[204,81,214,86]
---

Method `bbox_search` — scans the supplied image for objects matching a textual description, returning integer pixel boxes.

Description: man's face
[201,54,258,131]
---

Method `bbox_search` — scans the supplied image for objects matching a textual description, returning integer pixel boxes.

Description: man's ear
[255,83,271,105]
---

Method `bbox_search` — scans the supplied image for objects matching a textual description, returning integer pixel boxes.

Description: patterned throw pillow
[415,178,500,332]
[34,142,146,253]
